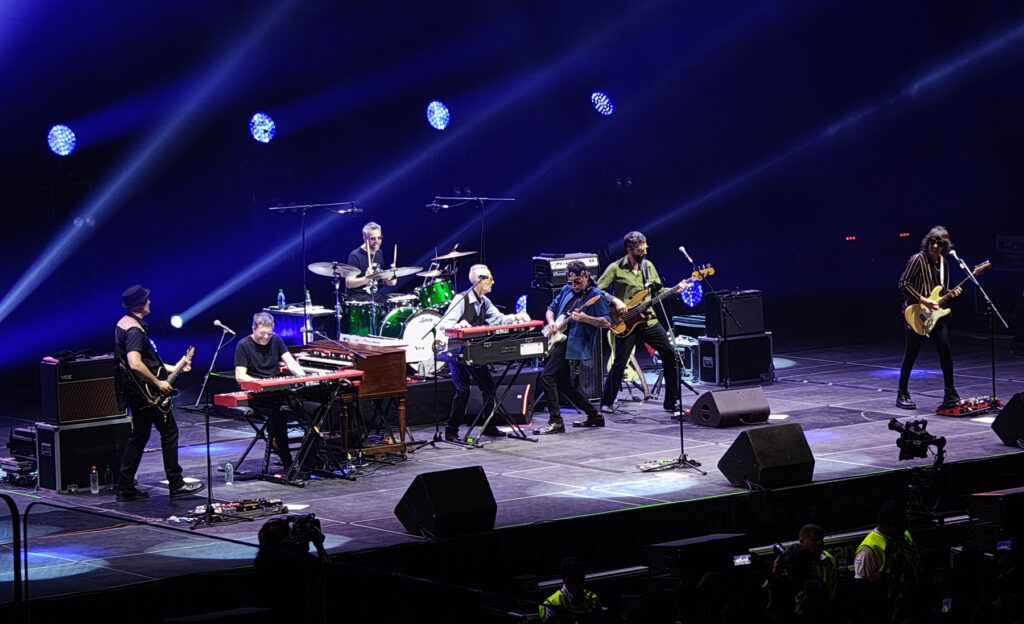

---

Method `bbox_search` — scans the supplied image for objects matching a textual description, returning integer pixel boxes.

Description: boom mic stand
[429,196,516,265]
[191,326,235,410]
[951,251,1008,401]
[681,248,741,388]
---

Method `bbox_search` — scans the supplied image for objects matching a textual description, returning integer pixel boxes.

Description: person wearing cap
[113,284,205,502]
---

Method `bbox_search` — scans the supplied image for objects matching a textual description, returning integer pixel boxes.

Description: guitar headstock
[689,264,715,281]
[184,346,195,362]
[973,261,992,277]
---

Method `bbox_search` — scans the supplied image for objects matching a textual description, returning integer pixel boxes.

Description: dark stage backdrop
[2,1,1023,409]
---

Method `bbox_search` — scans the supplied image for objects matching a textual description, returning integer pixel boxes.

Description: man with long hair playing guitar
[598,231,686,414]
[114,284,205,502]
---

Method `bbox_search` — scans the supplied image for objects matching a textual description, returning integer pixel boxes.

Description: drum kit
[306,249,478,370]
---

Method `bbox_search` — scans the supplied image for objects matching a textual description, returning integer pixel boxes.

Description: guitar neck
[937,274,975,306]
[632,283,684,315]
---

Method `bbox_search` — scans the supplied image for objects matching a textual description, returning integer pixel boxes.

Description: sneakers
[572,414,605,428]
[169,482,206,499]
[938,387,961,409]
[896,390,917,410]
[444,428,461,442]
[533,421,565,435]
[115,489,149,502]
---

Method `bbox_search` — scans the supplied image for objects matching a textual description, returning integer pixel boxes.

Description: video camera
[282,513,324,548]
[888,418,946,464]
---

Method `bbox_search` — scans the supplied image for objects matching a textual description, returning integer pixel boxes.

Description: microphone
[426,202,450,212]
[679,246,695,264]
[948,249,963,263]
[336,206,362,214]
[213,320,236,335]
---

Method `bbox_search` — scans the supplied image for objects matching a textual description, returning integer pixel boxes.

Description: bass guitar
[610,265,714,338]
[139,346,195,413]
[543,294,603,347]
[904,261,990,336]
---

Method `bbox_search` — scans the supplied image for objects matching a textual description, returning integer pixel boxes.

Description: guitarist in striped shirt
[896,226,962,410]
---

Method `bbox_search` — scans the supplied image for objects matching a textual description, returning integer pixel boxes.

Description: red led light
[898,232,910,238]
[844,235,857,241]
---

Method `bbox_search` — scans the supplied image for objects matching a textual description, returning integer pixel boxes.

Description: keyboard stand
[464,360,538,446]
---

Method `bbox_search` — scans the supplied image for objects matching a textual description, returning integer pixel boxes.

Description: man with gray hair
[345,221,397,300]
[235,312,308,472]
[439,264,531,441]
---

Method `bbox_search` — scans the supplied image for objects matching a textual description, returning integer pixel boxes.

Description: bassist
[114,284,204,502]
[598,231,682,413]
[536,261,611,434]
[897,226,962,410]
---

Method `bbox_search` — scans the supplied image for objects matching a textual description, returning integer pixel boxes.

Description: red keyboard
[237,369,363,392]
[445,320,543,340]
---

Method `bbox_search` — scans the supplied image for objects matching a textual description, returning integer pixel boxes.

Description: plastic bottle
[225,459,234,485]
[103,465,114,491]
[277,289,286,308]
[90,466,99,494]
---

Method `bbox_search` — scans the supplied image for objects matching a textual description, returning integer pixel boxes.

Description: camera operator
[254,514,330,620]
[764,543,815,622]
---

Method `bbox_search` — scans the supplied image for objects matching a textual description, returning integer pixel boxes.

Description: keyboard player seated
[234,312,309,472]
[440,264,530,442]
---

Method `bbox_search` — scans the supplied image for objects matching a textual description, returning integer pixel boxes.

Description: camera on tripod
[888,418,946,464]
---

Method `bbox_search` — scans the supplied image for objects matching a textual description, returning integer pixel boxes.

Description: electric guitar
[609,265,714,338]
[543,294,603,346]
[139,346,194,413]
[904,261,990,336]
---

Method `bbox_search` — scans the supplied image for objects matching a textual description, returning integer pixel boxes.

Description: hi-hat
[432,250,477,261]
[415,269,452,278]
[308,261,360,278]
[364,266,423,280]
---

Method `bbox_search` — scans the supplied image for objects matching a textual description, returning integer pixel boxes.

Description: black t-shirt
[345,245,385,298]
[234,335,289,379]
[115,314,163,376]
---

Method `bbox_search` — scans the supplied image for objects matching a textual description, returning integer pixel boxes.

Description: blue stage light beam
[0,3,295,325]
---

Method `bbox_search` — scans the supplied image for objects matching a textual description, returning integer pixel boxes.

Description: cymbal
[364,266,423,280]
[415,269,451,278]
[432,249,477,261]
[308,261,360,278]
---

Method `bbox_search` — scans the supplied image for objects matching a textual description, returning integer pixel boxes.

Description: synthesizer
[445,320,544,340]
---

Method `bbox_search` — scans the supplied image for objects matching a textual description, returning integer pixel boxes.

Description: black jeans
[540,340,599,423]
[899,319,955,391]
[117,400,184,492]
[602,322,678,409]
[448,361,496,430]
[252,405,294,469]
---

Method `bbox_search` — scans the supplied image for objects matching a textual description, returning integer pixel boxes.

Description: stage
[2,332,1022,614]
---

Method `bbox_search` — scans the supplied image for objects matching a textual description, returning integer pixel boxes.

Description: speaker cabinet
[690,387,770,428]
[705,290,764,337]
[992,392,1024,448]
[36,416,132,493]
[468,368,541,425]
[717,423,814,488]
[394,466,496,537]
[40,355,127,424]
[699,332,775,386]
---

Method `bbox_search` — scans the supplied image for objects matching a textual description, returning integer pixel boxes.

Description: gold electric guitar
[542,294,603,347]
[139,346,195,413]
[904,261,990,336]
[609,265,714,338]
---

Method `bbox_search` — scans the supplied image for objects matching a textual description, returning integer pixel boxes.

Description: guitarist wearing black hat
[113,284,205,502]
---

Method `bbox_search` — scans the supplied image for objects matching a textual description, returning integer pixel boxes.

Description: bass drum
[379,307,447,369]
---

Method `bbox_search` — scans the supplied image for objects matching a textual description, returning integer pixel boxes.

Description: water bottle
[89,466,99,494]
[277,289,286,308]
[103,464,114,491]
[225,459,234,485]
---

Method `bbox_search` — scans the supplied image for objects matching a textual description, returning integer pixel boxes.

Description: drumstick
[393,244,398,268]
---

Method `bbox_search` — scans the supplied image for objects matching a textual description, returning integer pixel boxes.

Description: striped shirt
[898,251,949,310]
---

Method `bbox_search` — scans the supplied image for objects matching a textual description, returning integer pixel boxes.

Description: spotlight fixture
[426,100,450,131]
[249,112,276,143]
[47,124,77,156]
[170,315,183,329]
[590,91,614,116]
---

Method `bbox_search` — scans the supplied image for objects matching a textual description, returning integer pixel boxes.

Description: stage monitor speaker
[36,416,132,493]
[992,392,1024,448]
[468,368,541,425]
[40,355,127,424]
[717,423,814,488]
[690,386,770,428]
[705,290,764,338]
[394,466,496,538]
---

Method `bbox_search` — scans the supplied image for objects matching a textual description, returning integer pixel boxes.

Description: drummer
[344,222,397,301]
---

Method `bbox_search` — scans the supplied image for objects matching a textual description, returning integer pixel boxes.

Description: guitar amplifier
[705,290,764,338]
[699,332,775,386]
[36,416,132,493]
[40,355,128,424]
[531,253,600,287]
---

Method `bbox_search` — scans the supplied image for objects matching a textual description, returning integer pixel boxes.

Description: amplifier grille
[56,377,125,423]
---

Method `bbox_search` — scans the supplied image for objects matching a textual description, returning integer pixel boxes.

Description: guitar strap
[115,315,165,415]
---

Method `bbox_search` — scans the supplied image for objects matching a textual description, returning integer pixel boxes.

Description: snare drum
[385,293,419,312]
[339,300,384,336]
[380,307,446,370]
[414,279,454,310]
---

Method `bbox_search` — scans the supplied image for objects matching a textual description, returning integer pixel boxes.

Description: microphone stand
[191,327,235,409]
[951,252,1008,401]
[682,252,741,388]
[430,196,516,265]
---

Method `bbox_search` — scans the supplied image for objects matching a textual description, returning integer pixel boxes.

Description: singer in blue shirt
[535,260,611,435]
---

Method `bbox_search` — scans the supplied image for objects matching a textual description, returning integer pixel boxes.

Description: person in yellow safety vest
[799,523,838,598]
[854,500,919,586]
[540,556,605,623]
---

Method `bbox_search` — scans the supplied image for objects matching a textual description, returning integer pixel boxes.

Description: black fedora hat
[121,284,150,309]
